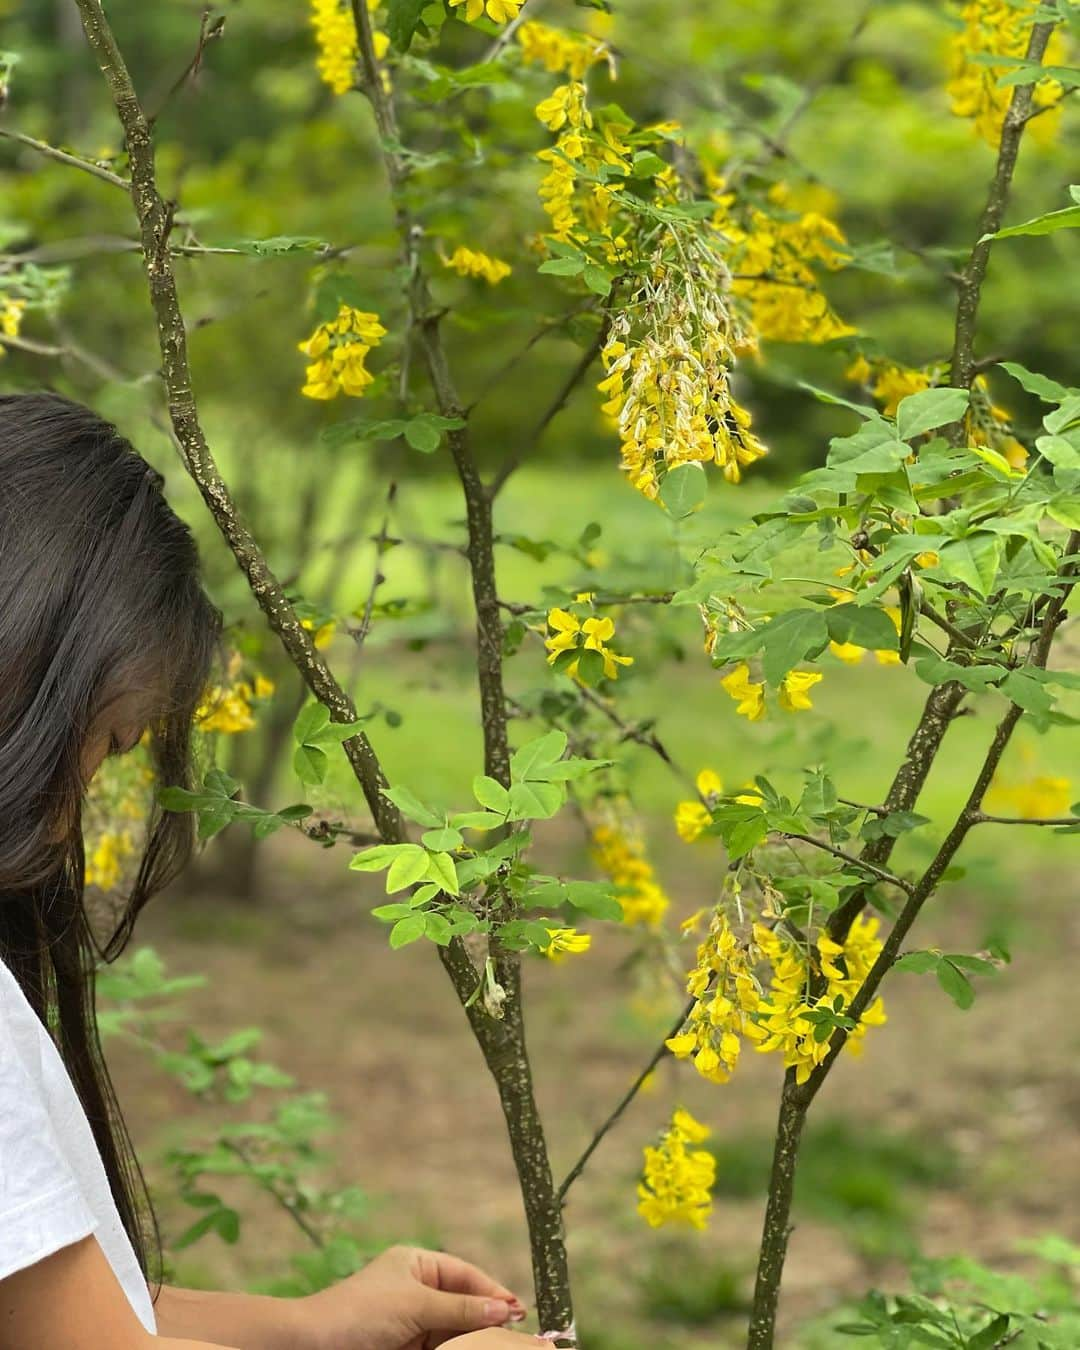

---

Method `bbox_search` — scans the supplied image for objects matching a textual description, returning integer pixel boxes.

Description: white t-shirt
[0,955,156,1332]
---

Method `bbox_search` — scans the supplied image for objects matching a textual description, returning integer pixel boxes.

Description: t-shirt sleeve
[0,996,97,1283]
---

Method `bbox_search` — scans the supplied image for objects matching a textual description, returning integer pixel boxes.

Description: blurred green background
[3,0,1080,1344]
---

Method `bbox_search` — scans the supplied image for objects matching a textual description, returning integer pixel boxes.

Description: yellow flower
[540,927,592,962]
[675,801,712,843]
[302,617,338,650]
[253,675,276,700]
[544,607,632,681]
[85,830,135,891]
[450,0,522,20]
[986,768,1073,820]
[299,304,386,401]
[874,608,902,666]
[590,815,670,927]
[517,20,608,80]
[310,0,356,96]
[778,669,822,713]
[637,1109,716,1230]
[442,246,512,285]
[696,768,723,798]
[0,297,26,355]
[829,639,864,665]
[720,663,766,721]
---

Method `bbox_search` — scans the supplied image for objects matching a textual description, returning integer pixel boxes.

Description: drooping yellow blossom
[986,769,1073,820]
[302,617,338,650]
[85,830,135,891]
[947,0,1066,148]
[299,304,387,400]
[720,664,766,721]
[674,769,723,842]
[544,608,633,681]
[540,926,592,961]
[710,178,854,345]
[967,374,1030,469]
[829,606,902,667]
[637,1108,716,1230]
[517,20,608,80]
[846,355,935,417]
[666,913,762,1084]
[778,669,823,712]
[197,667,274,735]
[450,0,522,25]
[745,917,886,1084]
[590,810,671,927]
[441,246,512,285]
[0,297,26,356]
[311,0,356,96]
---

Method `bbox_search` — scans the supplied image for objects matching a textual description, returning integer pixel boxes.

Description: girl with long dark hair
[0,393,531,1349]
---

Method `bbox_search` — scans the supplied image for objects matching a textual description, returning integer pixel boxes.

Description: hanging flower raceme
[86,830,135,891]
[845,355,935,416]
[667,911,887,1090]
[517,20,609,80]
[299,304,387,400]
[590,806,671,926]
[598,267,767,499]
[674,769,724,843]
[986,765,1073,820]
[450,0,522,24]
[441,246,512,285]
[637,1108,716,1230]
[710,179,854,346]
[544,607,633,682]
[946,0,1066,147]
[197,666,275,736]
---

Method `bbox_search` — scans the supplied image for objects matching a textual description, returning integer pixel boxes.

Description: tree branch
[778,833,914,894]
[0,126,130,188]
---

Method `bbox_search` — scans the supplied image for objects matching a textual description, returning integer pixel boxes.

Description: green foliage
[160,768,313,840]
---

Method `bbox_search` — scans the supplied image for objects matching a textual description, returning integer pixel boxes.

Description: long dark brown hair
[0,392,220,1277]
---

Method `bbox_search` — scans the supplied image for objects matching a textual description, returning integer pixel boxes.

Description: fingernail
[484,1299,511,1323]
[509,1306,527,1322]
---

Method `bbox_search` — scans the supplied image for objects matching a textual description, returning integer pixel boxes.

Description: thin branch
[557,994,697,1203]
[221,1139,325,1250]
[778,833,914,894]
[347,484,397,650]
[0,127,130,188]
[971,812,1078,828]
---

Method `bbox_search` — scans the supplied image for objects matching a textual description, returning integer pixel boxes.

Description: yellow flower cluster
[713,181,854,345]
[441,246,512,285]
[946,0,1066,147]
[545,607,633,681]
[637,1108,716,1230]
[846,355,933,416]
[311,0,355,96]
[668,913,886,1089]
[967,374,1030,469]
[986,768,1073,820]
[749,916,886,1084]
[719,663,822,721]
[517,20,608,80]
[590,813,670,927]
[299,304,387,400]
[450,0,521,23]
[302,616,338,650]
[599,277,767,498]
[666,913,761,1084]
[197,672,275,736]
[540,926,592,961]
[0,296,26,356]
[674,769,724,844]
[85,829,135,891]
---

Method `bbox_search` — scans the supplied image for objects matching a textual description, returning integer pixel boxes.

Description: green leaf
[894,950,942,974]
[424,850,460,896]
[421,826,463,851]
[389,914,427,948]
[349,844,403,872]
[825,604,899,653]
[1044,394,1080,434]
[382,784,443,828]
[984,203,1080,241]
[293,743,329,785]
[450,810,506,831]
[936,959,975,1010]
[294,703,331,745]
[564,880,623,921]
[371,903,415,922]
[1001,669,1055,715]
[659,463,707,518]
[404,417,442,453]
[1036,434,1080,468]
[538,257,585,276]
[999,361,1070,403]
[311,719,365,744]
[472,775,510,814]
[387,0,428,50]
[724,814,768,860]
[507,780,564,821]
[510,729,568,781]
[759,609,830,685]
[217,235,326,257]
[582,263,613,296]
[896,387,969,441]
[424,912,453,945]
[937,534,1002,597]
[385,845,430,893]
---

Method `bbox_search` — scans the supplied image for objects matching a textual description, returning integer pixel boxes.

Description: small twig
[557,993,697,1203]
[146,10,227,125]
[220,1139,325,1250]
[348,485,397,650]
[970,812,1078,828]
[779,833,914,894]
[0,127,130,189]
[464,304,596,415]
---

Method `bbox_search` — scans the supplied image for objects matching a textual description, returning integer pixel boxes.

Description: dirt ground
[109,829,1080,1348]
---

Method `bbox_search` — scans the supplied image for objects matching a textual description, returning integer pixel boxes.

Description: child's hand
[300,1244,528,1350]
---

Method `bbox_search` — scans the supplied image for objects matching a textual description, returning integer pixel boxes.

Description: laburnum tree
[2,0,1080,1346]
